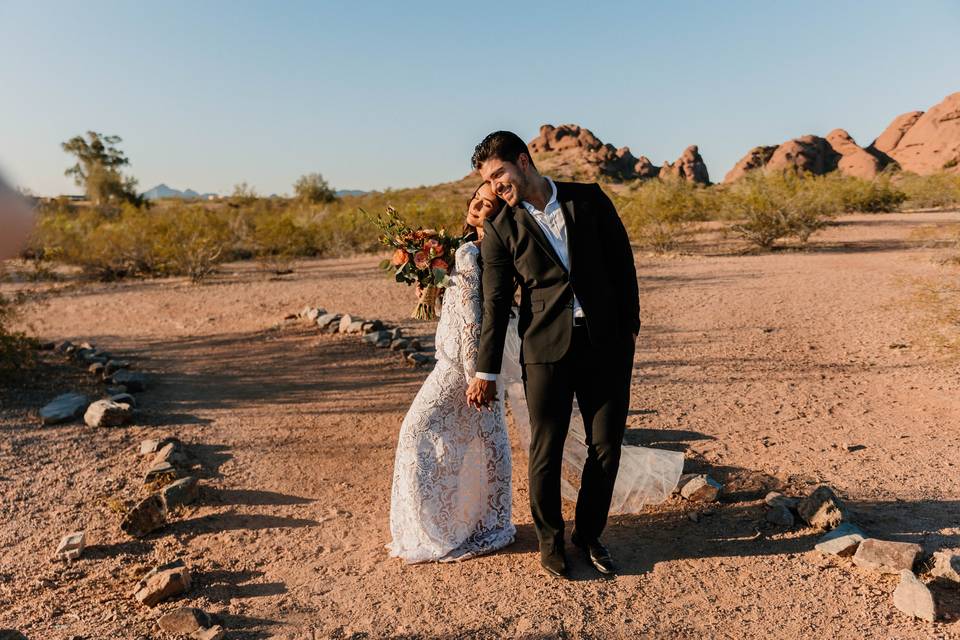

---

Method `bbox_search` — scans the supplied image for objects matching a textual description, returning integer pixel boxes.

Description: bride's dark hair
[462,183,503,239]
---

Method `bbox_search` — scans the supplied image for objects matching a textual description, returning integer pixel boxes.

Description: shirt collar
[521,177,558,215]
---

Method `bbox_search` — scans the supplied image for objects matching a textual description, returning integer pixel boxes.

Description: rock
[766,505,795,527]
[153,441,190,468]
[815,523,866,557]
[853,538,922,574]
[870,110,924,155]
[109,392,137,408]
[884,92,960,175]
[84,399,134,428]
[39,392,90,425]
[0,631,28,640]
[104,360,131,375]
[87,362,105,377]
[143,461,179,485]
[193,625,225,640]
[658,145,710,184]
[337,315,354,334]
[139,439,161,455]
[797,486,847,530]
[723,145,779,183]
[893,570,936,622]
[390,338,409,351]
[345,320,365,334]
[160,476,200,510]
[376,338,391,348]
[120,494,166,538]
[361,320,384,333]
[407,353,433,368]
[764,491,799,510]
[390,328,403,340]
[679,474,722,502]
[157,607,213,635]
[133,561,190,607]
[301,307,323,322]
[106,385,127,395]
[362,330,391,345]
[825,128,884,180]
[766,135,841,176]
[111,370,147,392]
[55,531,86,561]
[408,339,423,351]
[317,313,341,332]
[80,349,109,364]
[931,549,960,583]
[56,340,74,353]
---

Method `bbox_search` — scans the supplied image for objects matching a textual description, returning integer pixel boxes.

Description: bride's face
[467,183,500,241]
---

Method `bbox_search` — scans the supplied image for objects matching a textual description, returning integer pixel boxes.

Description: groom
[466,131,640,578]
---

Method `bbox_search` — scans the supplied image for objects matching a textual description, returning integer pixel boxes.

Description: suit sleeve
[476,217,514,375]
[593,183,640,335]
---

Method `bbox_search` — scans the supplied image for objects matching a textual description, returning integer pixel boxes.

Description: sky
[0,1,958,196]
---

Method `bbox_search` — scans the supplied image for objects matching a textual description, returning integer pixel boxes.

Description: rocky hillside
[528,124,710,185]
[724,92,960,183]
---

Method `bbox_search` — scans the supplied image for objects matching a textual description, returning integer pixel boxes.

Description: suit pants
[522,324,635,546]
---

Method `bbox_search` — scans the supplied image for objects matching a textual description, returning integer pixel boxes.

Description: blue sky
[1,1,957,196]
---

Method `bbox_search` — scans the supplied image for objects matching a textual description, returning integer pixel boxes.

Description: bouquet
[367,206,464,320]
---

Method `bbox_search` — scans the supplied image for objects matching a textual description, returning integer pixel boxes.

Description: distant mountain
[141,183,218,200]
[335,189,368,198]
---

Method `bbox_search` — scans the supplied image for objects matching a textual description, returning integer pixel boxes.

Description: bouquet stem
[414,285,440,320]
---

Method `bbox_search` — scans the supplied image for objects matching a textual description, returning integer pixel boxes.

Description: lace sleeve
[456,245,483,380]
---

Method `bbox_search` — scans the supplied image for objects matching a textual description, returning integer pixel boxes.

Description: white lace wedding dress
[387,242,515,563]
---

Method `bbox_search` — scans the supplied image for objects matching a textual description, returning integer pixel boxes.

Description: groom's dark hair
[471,131,536,171]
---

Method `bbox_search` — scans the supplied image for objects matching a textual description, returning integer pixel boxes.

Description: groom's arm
[475,216,514,377]
[593,183,640,336]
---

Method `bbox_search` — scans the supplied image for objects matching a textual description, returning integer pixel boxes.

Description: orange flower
[430,258,449,271]
[390,249,409,267]
[423,238,444,257]
[413,251,430,270]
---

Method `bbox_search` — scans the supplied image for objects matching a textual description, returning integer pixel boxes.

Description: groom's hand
[466,377,497,411]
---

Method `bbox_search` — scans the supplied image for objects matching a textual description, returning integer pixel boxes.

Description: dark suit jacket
[476,180,640,373]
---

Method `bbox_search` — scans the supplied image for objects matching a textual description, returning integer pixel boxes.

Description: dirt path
[2,211,960,639]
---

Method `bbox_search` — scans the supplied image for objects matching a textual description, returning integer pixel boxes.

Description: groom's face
[478,156,527,207]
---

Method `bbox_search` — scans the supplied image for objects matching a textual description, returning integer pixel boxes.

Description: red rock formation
[658,145,710,184]
[883,92,960,174]
[527,124,709,184]
[723,145,778,183]
[869,111,924,156]
[825,129,883,180]
[765,135,841,176]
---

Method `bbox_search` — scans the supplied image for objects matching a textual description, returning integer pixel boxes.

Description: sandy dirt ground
[2,211,960,639]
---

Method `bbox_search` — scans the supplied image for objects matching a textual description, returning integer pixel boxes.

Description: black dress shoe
[571,530,616,575]
[539,542,568,578]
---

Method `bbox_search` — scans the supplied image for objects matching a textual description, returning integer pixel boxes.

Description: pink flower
[423,238,444,257]
[390,249,409,267]
[413,251,430,270]
[430,258,449,272]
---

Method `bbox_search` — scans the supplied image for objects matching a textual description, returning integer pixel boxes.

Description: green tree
[62,131,142,206]
[293,172,337,204]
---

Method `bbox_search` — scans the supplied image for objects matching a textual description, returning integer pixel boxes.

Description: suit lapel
[515,205,567,273]
[559,194,575,276]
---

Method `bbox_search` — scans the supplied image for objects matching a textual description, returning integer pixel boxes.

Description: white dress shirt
[476,177,583,382]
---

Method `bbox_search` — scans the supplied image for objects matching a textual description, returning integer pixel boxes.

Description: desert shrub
[721,171,840,248]
[251,209,320,273]
[614,180,710,252]
[293,172,337,204]
[151,205,232,282]
[896,172,960,209]
[824,173,906,213]
[0,288,36,378]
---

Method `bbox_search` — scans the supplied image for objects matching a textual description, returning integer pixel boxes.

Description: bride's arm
[457,248,483,380]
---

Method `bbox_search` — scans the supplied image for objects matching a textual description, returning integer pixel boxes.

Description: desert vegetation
[19,131,960,283]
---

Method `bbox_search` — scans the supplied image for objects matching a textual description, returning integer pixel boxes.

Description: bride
[387,183,516,563]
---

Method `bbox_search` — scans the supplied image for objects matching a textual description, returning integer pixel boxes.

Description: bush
[151,205,232,282]
[896,172,960,209]
[825,173,906,213]
[613,180,709,252]
[721,171,840,248]
[0,287,35,379]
